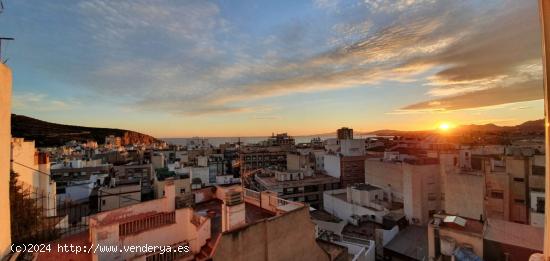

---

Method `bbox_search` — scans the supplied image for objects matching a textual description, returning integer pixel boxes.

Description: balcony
[243,188,304,214]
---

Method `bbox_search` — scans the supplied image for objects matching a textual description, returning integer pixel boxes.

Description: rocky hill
[11,114,160,147]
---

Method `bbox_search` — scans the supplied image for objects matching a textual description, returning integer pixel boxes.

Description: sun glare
[438,122,453,131]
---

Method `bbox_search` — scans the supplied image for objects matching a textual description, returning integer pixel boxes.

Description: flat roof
[484,218,544,251]
[256,173,339,188]
[353,183,381,191]
[310,209,342,223]
[437,215,484,235]
[342,222,383,241]
[194,199,275,236]
[384,225,428,260]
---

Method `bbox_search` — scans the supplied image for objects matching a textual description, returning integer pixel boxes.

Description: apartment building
[39,182,348,260]
[337,127,353,140]
[253,169,340,209]
[365,156,441,224]
[239,147,288,172]
[91,178,141,212]
[325,139,367,187]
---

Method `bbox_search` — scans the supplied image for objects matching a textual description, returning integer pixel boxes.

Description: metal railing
[11,181,91,244]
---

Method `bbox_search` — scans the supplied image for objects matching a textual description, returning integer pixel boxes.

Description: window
[490,190,504,199]
[537,197,545,213]
[532,165,545,176]
[514,199,525,204]
[428,193,437,201]
[102,200,106,205]
[180,188,186,193]
[513,177,525,182]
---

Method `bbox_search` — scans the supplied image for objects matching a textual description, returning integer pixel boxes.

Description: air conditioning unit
[225,190,243,206]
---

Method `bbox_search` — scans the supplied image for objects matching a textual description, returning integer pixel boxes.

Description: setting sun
[438,122,454,131]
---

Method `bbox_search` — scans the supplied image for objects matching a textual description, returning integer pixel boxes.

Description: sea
[163,134,377,147]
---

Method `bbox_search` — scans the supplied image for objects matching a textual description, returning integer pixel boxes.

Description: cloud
[13,93,79,112]
[42,0,542,116]
[362,0,437,13]
[400,80,543,111]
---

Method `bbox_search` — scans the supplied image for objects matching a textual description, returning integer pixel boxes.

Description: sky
[0,0,545,137]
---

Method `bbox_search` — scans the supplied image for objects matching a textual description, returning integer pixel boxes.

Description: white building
[11,138,57,217]
[151,152,165,169]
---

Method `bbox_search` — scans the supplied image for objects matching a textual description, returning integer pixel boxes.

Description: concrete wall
[340,139,365,157]
[403,164,441,224]
[90,183,211,260]
[213,207,330,261]
[191,166,210,186]
[323,189,388,224]
[98,184,141,212]
[365,160,404,202]
[375,225,399,256]
[485,172,510,220]
[444,173,485,220]
[506,156,529,223]
[11,138,40,188]
[0,63,12,257]
[154,177,191,199]
[324,154,341,178]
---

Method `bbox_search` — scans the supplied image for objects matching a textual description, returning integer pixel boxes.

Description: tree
[9,171,58,243]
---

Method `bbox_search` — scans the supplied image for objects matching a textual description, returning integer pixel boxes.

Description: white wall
[324,154,341,178]
[323,189,388,224]
[341,139,365,157]
[191,167,210,186]
[11,138,40,188]
[0,63,12,257]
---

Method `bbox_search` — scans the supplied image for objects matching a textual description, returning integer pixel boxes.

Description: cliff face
[11,114,160,147]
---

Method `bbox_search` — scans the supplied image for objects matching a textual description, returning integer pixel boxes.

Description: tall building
[337,127,353,140]
[324,139,367,187]
[0,62,12,257]
[266,133,295,147]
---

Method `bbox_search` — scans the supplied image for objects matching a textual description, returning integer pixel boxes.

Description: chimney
[222,189,246,232]
[37,152,49,165]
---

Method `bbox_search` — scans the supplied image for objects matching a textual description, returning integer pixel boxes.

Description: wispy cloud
[13,93,79,112]
[14,0,543,117]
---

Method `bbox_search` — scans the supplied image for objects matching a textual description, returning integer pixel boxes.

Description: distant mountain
[11,114,160,147]
[363,119,545,136]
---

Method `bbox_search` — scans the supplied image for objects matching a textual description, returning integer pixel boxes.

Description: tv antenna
[0,37,14,64]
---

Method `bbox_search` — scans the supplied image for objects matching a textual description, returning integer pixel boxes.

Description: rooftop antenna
[0,0,14,64]
[0,37,14,64]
